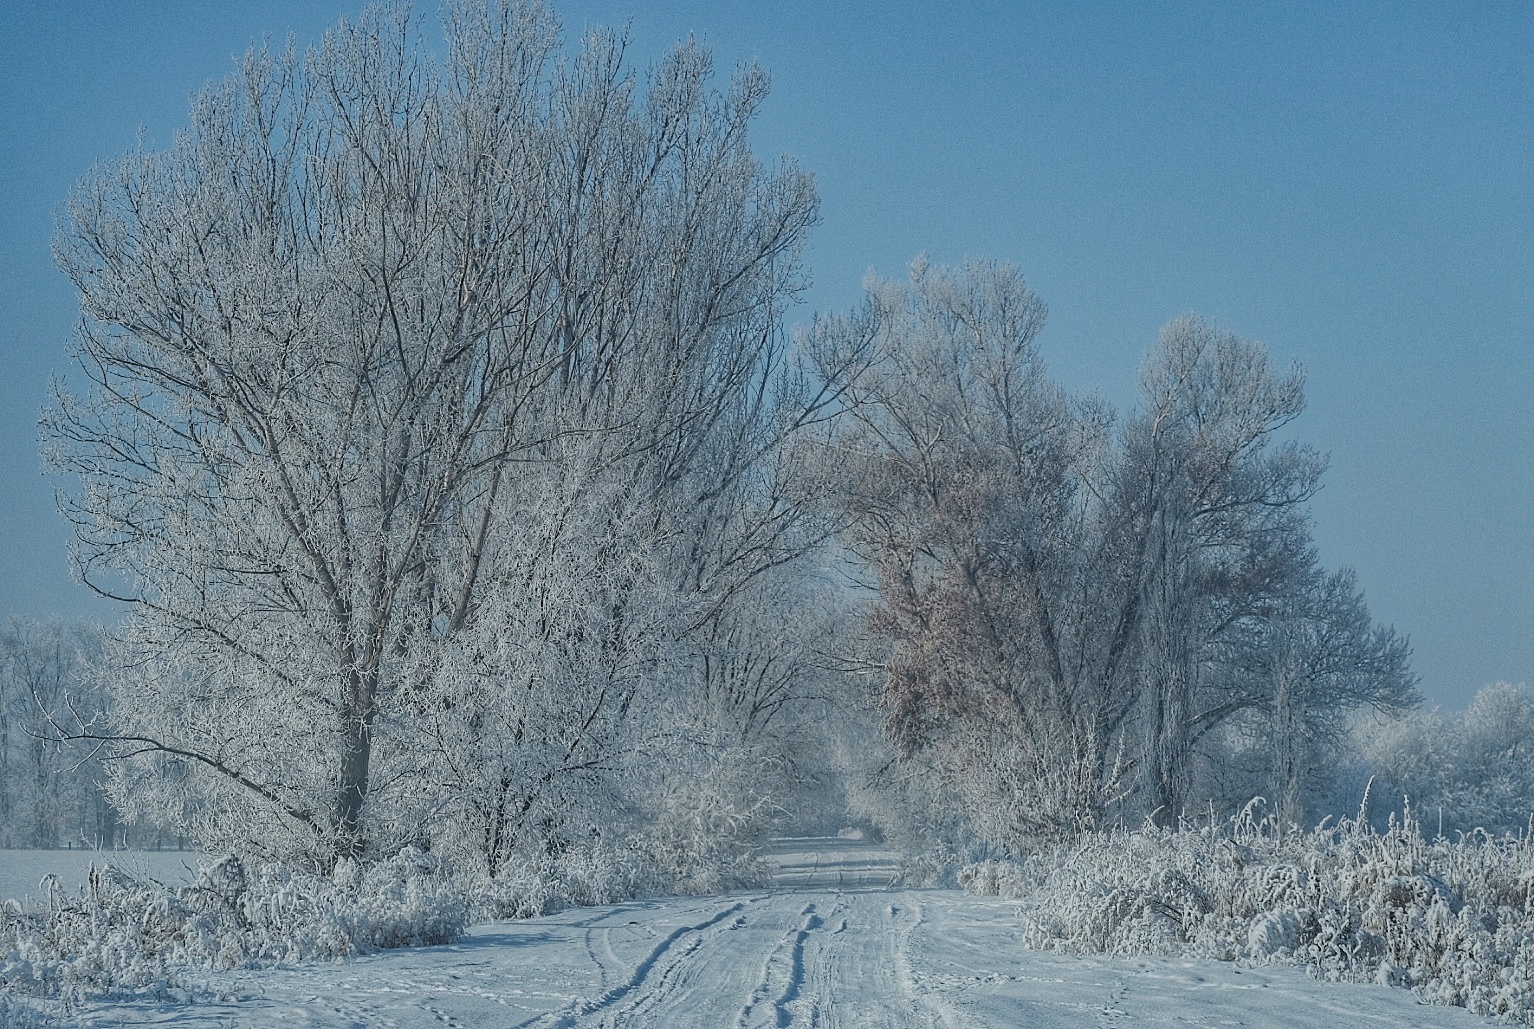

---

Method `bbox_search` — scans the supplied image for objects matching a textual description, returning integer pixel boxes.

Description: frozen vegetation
[0,838,1497,1028]
[964,803,1534,1023]
[7,0,1528,1024]
[0,852,195,913]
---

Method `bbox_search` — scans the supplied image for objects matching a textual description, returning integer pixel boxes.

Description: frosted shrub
[327,848,470,950]
[625,744,778,897]
[0,848,467,1004]
[956,860,1033,898]
[963,803,1534,1022]
[472,846,661,920]
[0,993,47,1029]
[469,829,772,922]
[1363,683,1534,838]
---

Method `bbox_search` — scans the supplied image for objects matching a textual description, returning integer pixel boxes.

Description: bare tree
[811,257,1122,846]
[816,259,1414,847]
[1121,316,1328,820]
[0,619,118,848]
[46,0,822,865]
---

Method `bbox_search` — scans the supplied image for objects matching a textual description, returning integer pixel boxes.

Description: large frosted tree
[46,0,823,865]
[814,259,1416,847]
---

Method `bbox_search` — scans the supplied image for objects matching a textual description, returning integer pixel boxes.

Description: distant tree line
[1360,681,1534,838]
[0,619,137,848]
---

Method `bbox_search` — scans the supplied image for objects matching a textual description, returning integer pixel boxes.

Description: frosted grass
[0,849,198,909]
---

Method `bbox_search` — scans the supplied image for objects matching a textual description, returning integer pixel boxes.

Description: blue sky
[2,1,1530,708]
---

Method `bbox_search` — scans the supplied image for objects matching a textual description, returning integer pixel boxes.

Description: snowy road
[62,839,1489,1028]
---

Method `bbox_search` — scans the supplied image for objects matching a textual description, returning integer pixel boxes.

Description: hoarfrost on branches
[809,259,1416,852]
[45,0,841,869]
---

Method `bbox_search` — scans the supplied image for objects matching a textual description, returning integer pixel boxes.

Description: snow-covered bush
[964,800,1534,1022]
[0,848,467,1005]
[956,859,1034,899]
[466,822,774,923]
[625,782,777,897]
[469,845,659,920]
[0,993,48,1029]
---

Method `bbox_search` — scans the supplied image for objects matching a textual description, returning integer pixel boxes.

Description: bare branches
[817,260,1412,849]
[44,0,823,866]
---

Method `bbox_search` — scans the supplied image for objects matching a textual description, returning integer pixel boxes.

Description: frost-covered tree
[1118,320,1413,823]
[813,259,1415,848]
[811,258,1122,846]
[0,619,120,847]
[1121,316,1326,820]
[1198,565,1416,825]
[46,0,827,866]
[1362,682,1534,837]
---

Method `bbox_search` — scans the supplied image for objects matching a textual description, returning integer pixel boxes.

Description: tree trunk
[333,665,379,861]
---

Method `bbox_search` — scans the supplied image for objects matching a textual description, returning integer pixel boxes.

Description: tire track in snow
[529,899,750,1028]
[760,893,961,1028]
[883,897,961,1029]
[772,904,822,1028]
[731,900,830,1028]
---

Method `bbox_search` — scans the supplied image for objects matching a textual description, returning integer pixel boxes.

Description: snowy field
[1,838,1490,1028]
[0,849,198,909]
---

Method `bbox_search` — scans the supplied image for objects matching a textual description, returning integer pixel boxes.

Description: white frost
[9,840,1489,1028]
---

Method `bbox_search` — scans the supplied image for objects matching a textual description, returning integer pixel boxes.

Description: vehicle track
[521,887,966,1029]
[531,900,753,1028]
[59,840,1495,1029]
[788,894,958,1029]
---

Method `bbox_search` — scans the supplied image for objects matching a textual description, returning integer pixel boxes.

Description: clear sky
[2,1,1530,709]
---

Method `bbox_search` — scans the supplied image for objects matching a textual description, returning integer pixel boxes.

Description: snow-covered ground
[766,833,901,889]
[0,849,197,909]
[5,839,1494,1027]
